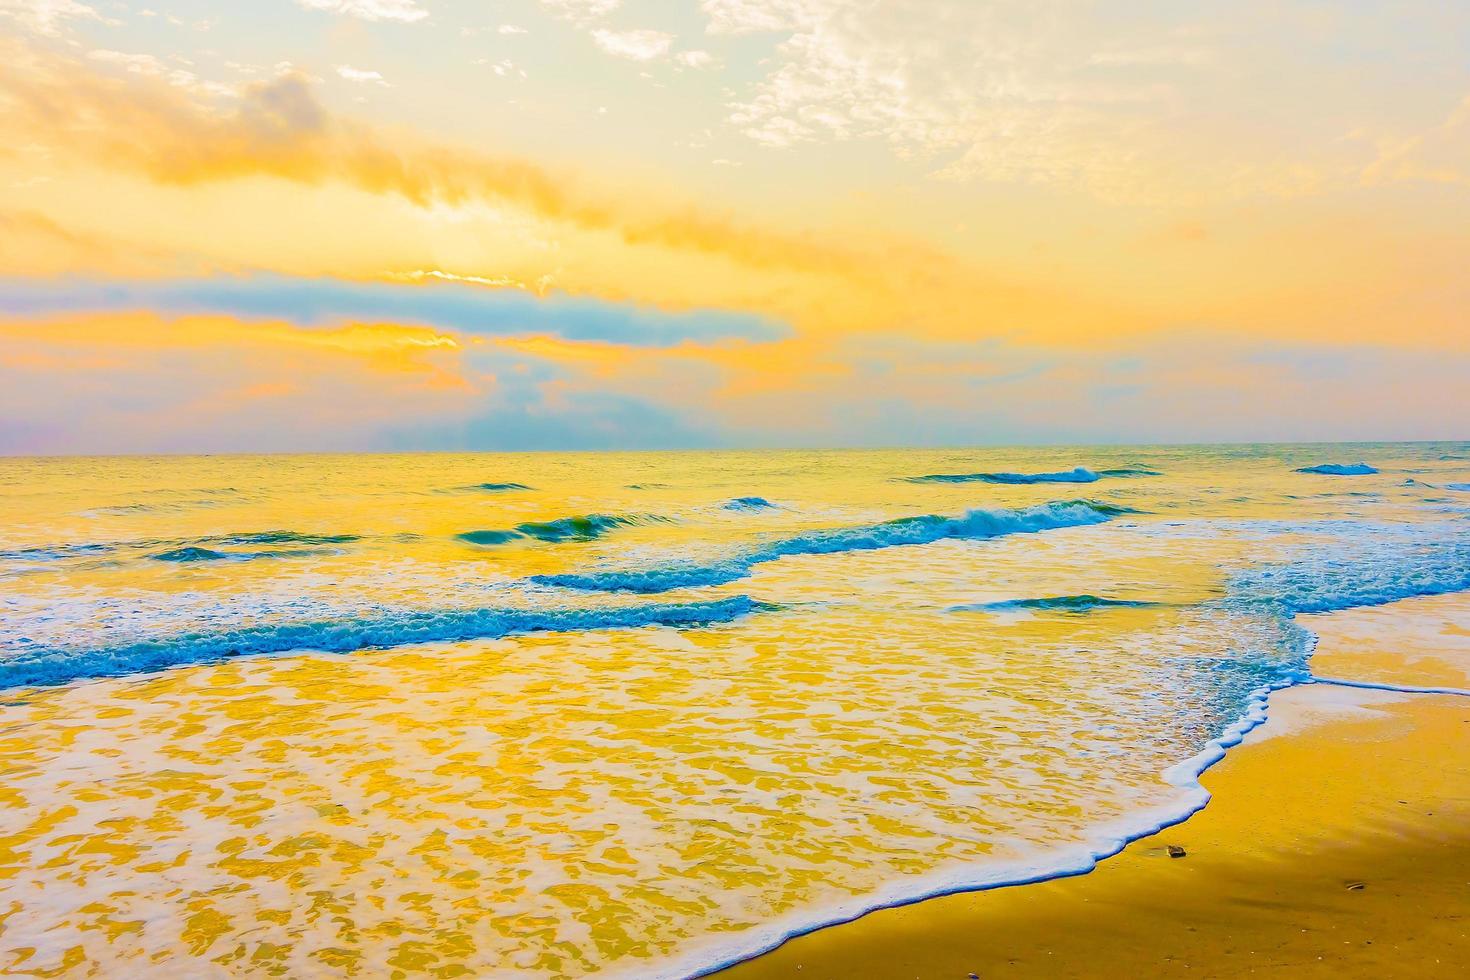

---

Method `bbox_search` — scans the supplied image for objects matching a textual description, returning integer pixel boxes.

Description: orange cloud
[0,46,865,280]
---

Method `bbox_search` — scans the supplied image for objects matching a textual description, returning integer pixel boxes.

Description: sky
[1,0,1468,454]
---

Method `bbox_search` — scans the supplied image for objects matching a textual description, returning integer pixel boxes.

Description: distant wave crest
[904,466,1160,485]
[0,543,115,562]
[722,496,776,511]
[1295,462,1379,475]
[150,545,338,563]
[457,513,665,546]
[949,594,1159,613]
[534,499,1134,593]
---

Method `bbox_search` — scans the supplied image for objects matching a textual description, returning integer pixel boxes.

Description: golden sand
[717,596,1470,979]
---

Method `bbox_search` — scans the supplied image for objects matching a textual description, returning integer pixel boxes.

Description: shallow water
[2,444,1469,977]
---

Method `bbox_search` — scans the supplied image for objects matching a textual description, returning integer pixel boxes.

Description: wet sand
[716,594,1470,979]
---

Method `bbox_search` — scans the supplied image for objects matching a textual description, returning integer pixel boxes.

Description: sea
[2,443,1468,977]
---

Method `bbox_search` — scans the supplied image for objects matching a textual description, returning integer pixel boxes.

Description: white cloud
[712,1,1271,202]
[591,28,674,62]
[476,58,527,79]
[0,0,107,36]
[336,64,389,85]
[538,0,620,27]
[296,0,428,24]
[498,24,527,35]
[1087,47,1212,68]
[701,0,816,34]
[1362,93,1470,189]
[87,48,235,97]
[674,49,716,69]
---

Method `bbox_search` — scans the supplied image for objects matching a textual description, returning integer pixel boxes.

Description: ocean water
[2,444,1468,977]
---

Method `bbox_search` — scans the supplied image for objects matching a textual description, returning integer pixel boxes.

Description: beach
[717,592,1470,979]
[2,446,1468,977]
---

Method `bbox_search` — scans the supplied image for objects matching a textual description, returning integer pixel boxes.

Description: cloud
[296,0,428,23]
[498,24,527,35]
[478,58,526,79]
[0,309,730,454]
[591,28,675,62]
[391,370,727,452]
[336,65,389,85]
[1362,93,1470,189]
[674,49,717,70]
[707,1,1401,204]
[0,52,877,280]
[0,312,475,454]
[5,299,1467,454]
[0,273,791,347]
[86,49,239,98]
[701,0,813,35]
[0,0,105,36]
[538,0,621,27]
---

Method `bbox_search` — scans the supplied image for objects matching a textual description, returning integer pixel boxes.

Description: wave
[1095,467,1164,478]
[0,542,115,562]
[679,678,1285,980]
[949,594,1159,614]
[1446,483,1470,492]
[151,546,229,562]
[1228,540,1470,615]
[723,496,776,511]
[468,482,533,492]
[80,494,245,516]
[1295,463,1378,475]
[208,531,360,546]
[0,595,761,690]
[904,466,1159,485]
[457,513,666,546]
[4,531,357,567]
[149,546,336,563]
[533,500,1135,594]
[457,529,524,546]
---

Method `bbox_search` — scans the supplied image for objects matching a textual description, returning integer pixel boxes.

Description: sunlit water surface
[2,445,1468,977]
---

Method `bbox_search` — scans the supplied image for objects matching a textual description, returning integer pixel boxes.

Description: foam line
[0,595,761,690]
[673,679,1288,980]
[1309,675,1470,697]
[673,591,1470,979]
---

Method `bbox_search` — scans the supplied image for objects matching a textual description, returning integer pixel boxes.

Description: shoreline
[711,592,1470,979]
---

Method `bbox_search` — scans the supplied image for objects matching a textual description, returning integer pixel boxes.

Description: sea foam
[534,500,1133,593]
[0,595,759,689]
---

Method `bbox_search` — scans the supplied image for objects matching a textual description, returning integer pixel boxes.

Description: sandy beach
[717,593,1470,979]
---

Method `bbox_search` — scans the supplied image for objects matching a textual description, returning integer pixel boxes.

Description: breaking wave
[149,546,337,563]
[533,500,1135,593]
[949,595,1160,614]
[723,497,776,511]
[0,596,761,689]
[457,513,666,546]
[1228,540,1470,615]
[904,466,1159,484]
[1295,463,1379,475]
